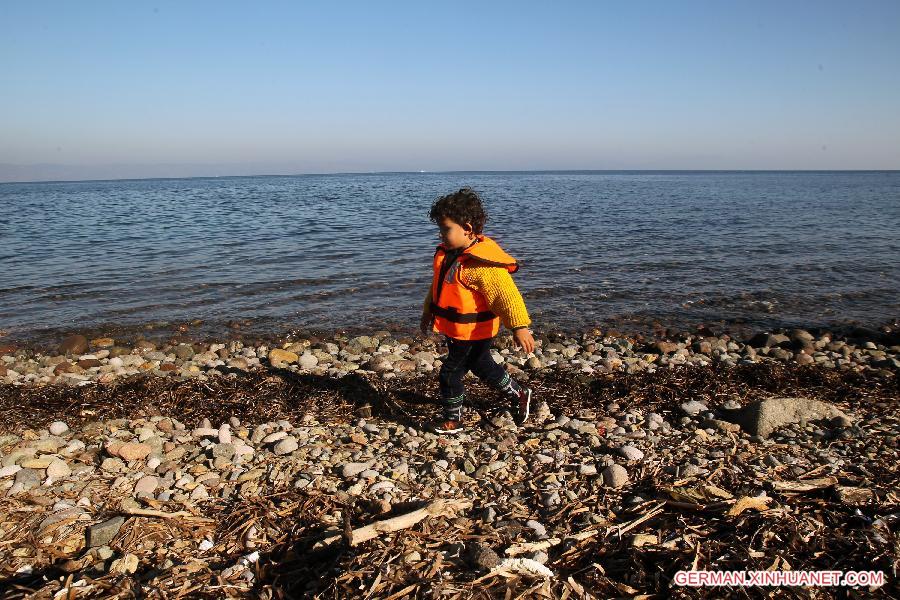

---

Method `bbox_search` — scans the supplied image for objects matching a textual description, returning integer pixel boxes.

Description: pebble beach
[1,326,898,598]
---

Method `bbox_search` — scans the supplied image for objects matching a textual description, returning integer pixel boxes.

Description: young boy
[421,188,536,434]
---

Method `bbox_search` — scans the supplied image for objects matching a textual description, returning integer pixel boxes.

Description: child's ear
[463,222,474,235]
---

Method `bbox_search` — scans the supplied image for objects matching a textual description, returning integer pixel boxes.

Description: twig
[505,538,563,556]
[610,502,665,538]
[122,508,210,520]
[315,498,472,547]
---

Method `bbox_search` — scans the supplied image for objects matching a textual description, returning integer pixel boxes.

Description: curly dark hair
[429,187,487,234]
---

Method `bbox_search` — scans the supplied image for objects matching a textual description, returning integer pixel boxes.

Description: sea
[2,171,898,345]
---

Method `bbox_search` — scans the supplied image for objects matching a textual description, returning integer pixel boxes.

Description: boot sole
[432,424,464,434]
[515,388,532,425]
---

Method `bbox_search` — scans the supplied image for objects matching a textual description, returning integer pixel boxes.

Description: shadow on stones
[264,364,388,420]
[0,568,67,599]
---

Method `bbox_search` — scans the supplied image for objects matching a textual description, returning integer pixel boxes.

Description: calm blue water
[1,171,898,343]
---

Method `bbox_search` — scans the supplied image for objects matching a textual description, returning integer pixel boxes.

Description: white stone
[578,464,597,476]
[61,440,86,455]
[369,481,395,494]
[618,445,645,461]
[680,400,708,416]
[298,353,319,370]
[341,462,371,478]
[192,427,219,438]
[233,445,254,458]
[0,465,22,478]
[262,431,287,444]
[134,476,158,495]
[49,421,69,436]
[46,459,71,479]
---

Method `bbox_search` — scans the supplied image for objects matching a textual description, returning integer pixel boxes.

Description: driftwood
[471,557,555,583]
[505,538,563,556]
[315,498,473,547]
[122,508,208,519]
[771,476,838,492]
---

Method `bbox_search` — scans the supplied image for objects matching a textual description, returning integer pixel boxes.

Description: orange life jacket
[430,235,519,340]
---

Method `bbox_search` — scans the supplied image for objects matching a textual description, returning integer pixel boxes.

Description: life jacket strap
[430,302,497,324]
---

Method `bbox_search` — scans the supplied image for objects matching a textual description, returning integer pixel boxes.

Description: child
[421,187,536,434]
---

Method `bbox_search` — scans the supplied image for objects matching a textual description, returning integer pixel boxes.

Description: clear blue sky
[1,1,899,179]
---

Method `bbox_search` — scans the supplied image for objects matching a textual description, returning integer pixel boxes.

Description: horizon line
[2,168,899,186]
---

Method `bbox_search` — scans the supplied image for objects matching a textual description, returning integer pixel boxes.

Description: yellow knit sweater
[424,261,531,330]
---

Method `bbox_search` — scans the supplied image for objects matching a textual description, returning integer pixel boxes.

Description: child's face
[438,217,474,250]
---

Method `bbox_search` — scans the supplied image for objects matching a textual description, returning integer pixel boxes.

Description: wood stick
[664,499,735,511]
[315,498,472,547]
[383,584,419,600]
[797,465,830,479]
[122,507,209,520]
[569,529,601,542]
[505,538,562,556]
[611,503,665,538]
[771,476,837,493]
[350,498,471,546]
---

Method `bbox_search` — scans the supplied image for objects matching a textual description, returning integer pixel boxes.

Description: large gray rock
[721,397,851,438]
[212,443,236,459]
[13,468,41,492]
[87,516,126,547]
[273,437,299,455]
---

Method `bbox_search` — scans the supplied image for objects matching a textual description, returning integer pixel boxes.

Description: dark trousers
[439,336,515,419]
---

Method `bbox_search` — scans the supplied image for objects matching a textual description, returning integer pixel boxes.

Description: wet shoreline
[3,315,899,362]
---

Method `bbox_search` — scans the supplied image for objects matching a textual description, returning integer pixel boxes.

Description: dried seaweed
[1,363,898,599]
[2,362,895,436]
